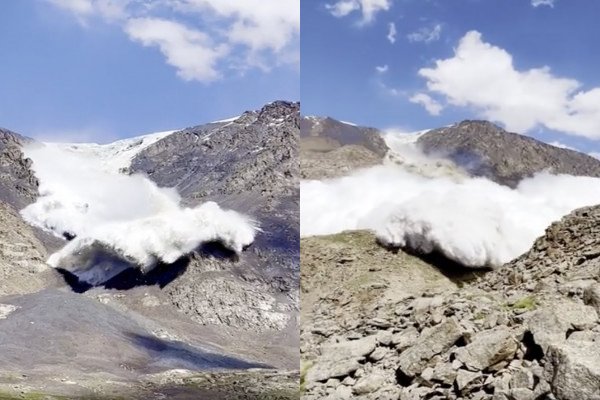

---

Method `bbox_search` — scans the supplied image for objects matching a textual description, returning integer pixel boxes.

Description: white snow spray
[301,132,600,268]
[20,137,258,284]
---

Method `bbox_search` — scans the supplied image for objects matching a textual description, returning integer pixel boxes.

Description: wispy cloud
[407,23,442,43]
[46,0,300,83]
[387,22,397,44]
[409,93,443,115]
[47,0,128,25]
[326,0,392,24]
[326,0,359,17]
[414,30,600,139]
[531,0,555,7]
[375,64,389,73]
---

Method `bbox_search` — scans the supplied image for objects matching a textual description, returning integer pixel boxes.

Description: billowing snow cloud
[301,136,600,268]
[21,141,258,284]
[415,31,600,139]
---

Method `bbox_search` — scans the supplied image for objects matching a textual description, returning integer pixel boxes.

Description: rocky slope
[0,128,38,209]
[301,206,600,399]
[0,201,59,296]
[300,116,389,179]
[129,101,299,339]
[417,120,600,187]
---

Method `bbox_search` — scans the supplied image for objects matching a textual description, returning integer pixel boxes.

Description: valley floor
[0,370,300,400]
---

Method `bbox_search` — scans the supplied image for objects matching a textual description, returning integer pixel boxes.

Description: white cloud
[46,0,299,82]
[387,22,397,44]
[326,0,359,17]
[171,0,299,55]
[326,0,391,23]
[589,152,600,160]
[416,31,600,139]
[47,0,129,23]
[409,93,443,116]
[125,18,227,82]
[532,0,555,7]
[376,64,389,73]
[407,23,441,43]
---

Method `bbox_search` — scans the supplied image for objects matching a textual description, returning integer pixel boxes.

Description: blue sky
[302,0,600,155]
[0,0,299,143]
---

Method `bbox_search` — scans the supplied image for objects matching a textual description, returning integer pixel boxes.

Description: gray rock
[369,347,387,362]
[307,336,377,382]
[377,330,393,346]
[546,340,600,400]
[352,373,385,395]
[508,388,536,400]
[398,319,463,377]
[334,385,353,399]
[306,359,361,384]
[455,369,481,391]
[526,302,598,352]
[392,326,420,351]
[455,326,518,371]
[509,367,535,390]
[431,363,457,385]
[583,283,600,314]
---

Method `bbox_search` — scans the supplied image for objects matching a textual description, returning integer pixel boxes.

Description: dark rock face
[130,101,300,334]
[300,116,389,179]
[0,128,39,209]
[417,120,600,187]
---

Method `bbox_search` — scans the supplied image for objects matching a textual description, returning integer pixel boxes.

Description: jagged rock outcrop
[300,116,389,179]
[0,201,58,296]
[417,120,600,187]
[0,128,38,209]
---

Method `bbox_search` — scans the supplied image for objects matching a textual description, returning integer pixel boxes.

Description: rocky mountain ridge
[417,120,600,187]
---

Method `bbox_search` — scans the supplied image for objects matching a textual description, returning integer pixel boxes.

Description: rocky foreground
[301,206,600,400]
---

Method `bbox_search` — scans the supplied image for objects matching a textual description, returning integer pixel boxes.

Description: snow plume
[300,137,600,268]
[20,142,258,285]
